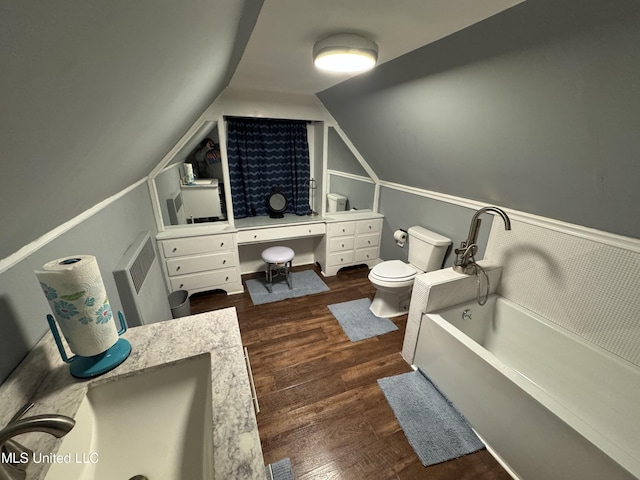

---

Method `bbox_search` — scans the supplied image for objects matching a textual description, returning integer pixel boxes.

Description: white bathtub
[413,295,640,480]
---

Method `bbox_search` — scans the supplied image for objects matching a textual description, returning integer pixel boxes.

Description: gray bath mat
[246,269,329,305]
[265,457,294,480]
[377,370,484,466]
[328,297,398,342]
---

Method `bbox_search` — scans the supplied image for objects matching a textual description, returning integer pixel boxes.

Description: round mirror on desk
[267,188,288,218]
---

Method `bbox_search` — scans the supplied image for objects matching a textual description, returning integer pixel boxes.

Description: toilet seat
[370,260,418,283]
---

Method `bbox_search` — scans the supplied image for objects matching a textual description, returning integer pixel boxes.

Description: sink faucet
[454,206,511,274]
[0,403,75,480]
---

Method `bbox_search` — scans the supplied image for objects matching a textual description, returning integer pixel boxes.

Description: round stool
[261,246,295,293]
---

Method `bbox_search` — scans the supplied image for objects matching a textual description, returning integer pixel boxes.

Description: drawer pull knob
[220,242,224,247]
[254,235,258,239]
[341,243,345,247]
[176,266,181,271]
[342,228,345,232]
[368,240,371,244]
[172,247,178,252]
[369,225,372,229]
[223,259,226,264]
[179,283,184,288]
[225,276,229,281]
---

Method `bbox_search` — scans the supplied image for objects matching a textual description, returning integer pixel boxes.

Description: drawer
[327,222,356,237]
[355,246,380,263]
[169,267,239,292]
[355,233,380,249]
[237,222,325,244]
[329,236,355,252]
[165,251,236,276]
[161,233,234,258]
[356,218,383,234]
[327,251,355,267]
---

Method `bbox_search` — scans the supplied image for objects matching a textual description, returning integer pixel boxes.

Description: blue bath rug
[328,298,398,342]
[246,269,329,305]
[265,457,294,480]
[377,370,484,467]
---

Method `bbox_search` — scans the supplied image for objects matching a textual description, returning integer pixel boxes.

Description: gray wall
[327,128,368,176]
[0,183,161,384]
[378,187,491,268]
[317,0,640,240]
[0,0,262,260]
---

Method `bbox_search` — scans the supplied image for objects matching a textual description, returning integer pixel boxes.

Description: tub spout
[454,206,511,274]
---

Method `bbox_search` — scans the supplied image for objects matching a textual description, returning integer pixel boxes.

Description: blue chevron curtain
[226,118,311,219]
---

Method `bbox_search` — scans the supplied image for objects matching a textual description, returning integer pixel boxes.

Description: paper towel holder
[46,311,131,379]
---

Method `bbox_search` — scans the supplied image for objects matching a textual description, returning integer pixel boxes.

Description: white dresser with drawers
[315,212,384,277]
[157,211,384,296]
[158,228,243,295]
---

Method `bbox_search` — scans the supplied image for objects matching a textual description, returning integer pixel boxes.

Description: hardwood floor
[190,264,511,480]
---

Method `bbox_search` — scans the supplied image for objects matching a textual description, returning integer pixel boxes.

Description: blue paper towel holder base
[46,311,132,379]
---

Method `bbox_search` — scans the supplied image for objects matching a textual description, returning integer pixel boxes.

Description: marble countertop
[0,308,265,480]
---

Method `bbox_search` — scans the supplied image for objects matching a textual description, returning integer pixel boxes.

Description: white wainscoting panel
[486,217,640,367]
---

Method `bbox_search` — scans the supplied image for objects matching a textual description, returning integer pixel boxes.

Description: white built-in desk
[235,214,326,244]
[156,211,383,295]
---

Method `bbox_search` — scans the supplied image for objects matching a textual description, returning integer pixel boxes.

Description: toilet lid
[371,260,417,281]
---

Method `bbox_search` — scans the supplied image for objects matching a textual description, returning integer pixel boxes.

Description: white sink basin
[46,354,213,480]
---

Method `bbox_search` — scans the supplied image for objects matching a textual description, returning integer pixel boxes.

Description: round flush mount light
[313,33,378,73]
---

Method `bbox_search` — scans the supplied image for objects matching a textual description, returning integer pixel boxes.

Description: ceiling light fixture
[313,33,378,73]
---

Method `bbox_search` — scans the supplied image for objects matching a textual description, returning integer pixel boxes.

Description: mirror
[326,127,375,212]
[154,121,227,227]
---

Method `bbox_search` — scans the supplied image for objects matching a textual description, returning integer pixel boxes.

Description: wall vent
[130,235,155,294]
[113,231,172,327]
[167,191,185,225]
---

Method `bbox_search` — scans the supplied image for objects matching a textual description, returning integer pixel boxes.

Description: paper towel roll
[184,163,195,184]
[35,255,119,357]
[394,229,407,247]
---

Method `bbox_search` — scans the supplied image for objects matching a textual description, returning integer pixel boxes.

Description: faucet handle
[8,403,34,424]
[1,403,35,468]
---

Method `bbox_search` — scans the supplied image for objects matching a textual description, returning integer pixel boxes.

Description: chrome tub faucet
[454,206,511,275]
[0,403,75,480]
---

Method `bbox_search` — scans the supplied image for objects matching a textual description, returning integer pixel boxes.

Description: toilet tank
[407,226,451,272]
[327,193,347,212]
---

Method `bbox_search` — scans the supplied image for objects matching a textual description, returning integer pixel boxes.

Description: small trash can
[168,290,191,318]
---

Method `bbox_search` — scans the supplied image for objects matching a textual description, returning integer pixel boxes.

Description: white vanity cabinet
[316,213,383,276]
[159,231,243,295]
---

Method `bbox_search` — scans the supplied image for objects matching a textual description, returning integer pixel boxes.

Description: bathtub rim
[422,294,640,479]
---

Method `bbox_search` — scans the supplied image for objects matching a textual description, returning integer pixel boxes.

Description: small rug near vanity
[328,298,398,342]
[378,370,484,467]
[246,269,329,305]
[265,457,295,480]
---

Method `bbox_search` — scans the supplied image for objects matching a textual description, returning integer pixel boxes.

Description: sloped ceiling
[317,0,640,238]
[230,0,524,94]
[0,0,262,259]
[0,0,531,260]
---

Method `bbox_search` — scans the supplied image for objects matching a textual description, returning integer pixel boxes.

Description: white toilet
[368,226,451,318]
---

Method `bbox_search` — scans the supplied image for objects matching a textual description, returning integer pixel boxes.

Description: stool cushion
[261,246,295,264]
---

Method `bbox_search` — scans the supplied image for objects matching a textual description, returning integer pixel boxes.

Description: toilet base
[369,287,412,318]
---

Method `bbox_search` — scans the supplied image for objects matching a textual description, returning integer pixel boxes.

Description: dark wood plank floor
[191,264,511,480]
